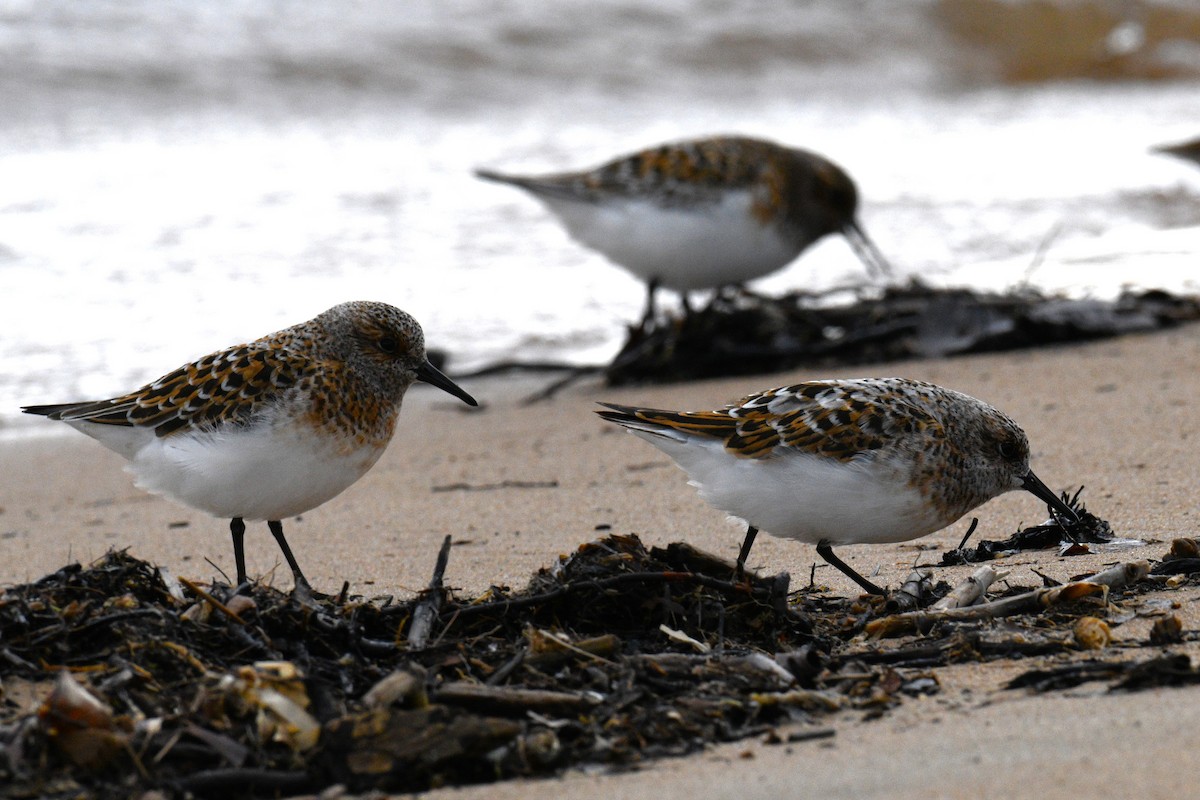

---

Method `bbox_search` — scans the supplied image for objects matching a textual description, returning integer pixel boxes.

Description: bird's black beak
[1021,471,1078,521]
[416,360,478,406]
[844,219,894,280]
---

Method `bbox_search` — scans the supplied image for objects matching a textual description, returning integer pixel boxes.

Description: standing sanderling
[23,301,478,591]
[476,135,892,322]
[597,377,1075,595]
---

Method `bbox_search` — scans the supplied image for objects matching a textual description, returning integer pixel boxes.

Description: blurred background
[1,0,1198,431]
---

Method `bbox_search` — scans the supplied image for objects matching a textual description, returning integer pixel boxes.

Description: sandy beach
[4,324,1200,798]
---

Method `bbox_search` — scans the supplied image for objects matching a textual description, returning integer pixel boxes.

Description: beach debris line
[604,282,1200,385]
[450,284,1200,398]
[456,284,1200,401]
[0,528,1187,798]
[1007,653,1200,693]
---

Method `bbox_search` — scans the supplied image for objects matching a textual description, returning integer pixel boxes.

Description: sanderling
[476,135,891,322]
[597,377,1075,595]
[23,301,478,590]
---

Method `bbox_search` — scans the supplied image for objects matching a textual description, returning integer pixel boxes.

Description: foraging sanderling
[476,135,892,322]
[23,301,478,590]
[597,377,1074,594]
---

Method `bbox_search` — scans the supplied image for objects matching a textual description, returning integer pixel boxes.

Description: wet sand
[3,324,1199,798]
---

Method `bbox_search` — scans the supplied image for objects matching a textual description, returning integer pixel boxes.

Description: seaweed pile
[941,488,1115,565]
[0,518,1194,798]
[605,283,1200,384]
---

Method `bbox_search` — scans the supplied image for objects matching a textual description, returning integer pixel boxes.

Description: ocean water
[1,0,1198,432]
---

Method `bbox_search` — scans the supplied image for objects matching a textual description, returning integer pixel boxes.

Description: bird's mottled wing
[24,342,310,438]
[589,138,763,192]
[482,137,771,207]
[601,382,945,461]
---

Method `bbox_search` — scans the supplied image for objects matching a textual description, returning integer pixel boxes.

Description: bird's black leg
[268,519,310,590]
[640,279,661,328]
[735,525,759,579]
[230,517,247,585]
[816,540,885,596]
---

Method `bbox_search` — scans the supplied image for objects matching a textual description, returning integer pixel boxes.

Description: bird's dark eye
[378,336,400,355]
[998,441,1019,460]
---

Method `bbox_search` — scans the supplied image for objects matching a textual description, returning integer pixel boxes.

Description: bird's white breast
[124,423,386,522]
[631,429,952,546]
[542,192,798,291]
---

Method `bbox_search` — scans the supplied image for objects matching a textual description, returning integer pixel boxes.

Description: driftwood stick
[867,561,1149,638]
[407,535,453,650]
[522,365,603,403]
[485,647,527,686]
[885,569,933,613]
[526,633,620,670]
[931,566,1004,611]
[450,359,600,380]
[1083,561,1150,588]
[656,541,777,591]
[179,577,247,625]
[434,682,602,715]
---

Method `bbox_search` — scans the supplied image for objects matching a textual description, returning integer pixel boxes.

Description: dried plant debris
[0,529,1187,798]
[941,487,1113,565]
[604,282,1200,385]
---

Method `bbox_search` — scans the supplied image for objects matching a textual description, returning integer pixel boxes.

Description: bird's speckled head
[309,301,429,397]
[288,301,475,446]
[794,155,860,237]
[905,382,1046,519]
[958,398,1032,493]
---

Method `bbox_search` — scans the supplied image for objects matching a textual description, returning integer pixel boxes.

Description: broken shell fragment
[218,661,321,752]
[1073,616,1112,650]
[37,672,127,769]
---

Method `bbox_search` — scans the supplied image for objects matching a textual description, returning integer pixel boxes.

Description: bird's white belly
[545,193,798,291]
[644,433,952,546]
[125,424,386,522]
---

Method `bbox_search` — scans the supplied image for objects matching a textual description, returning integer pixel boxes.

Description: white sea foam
[2,0,1198,435]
